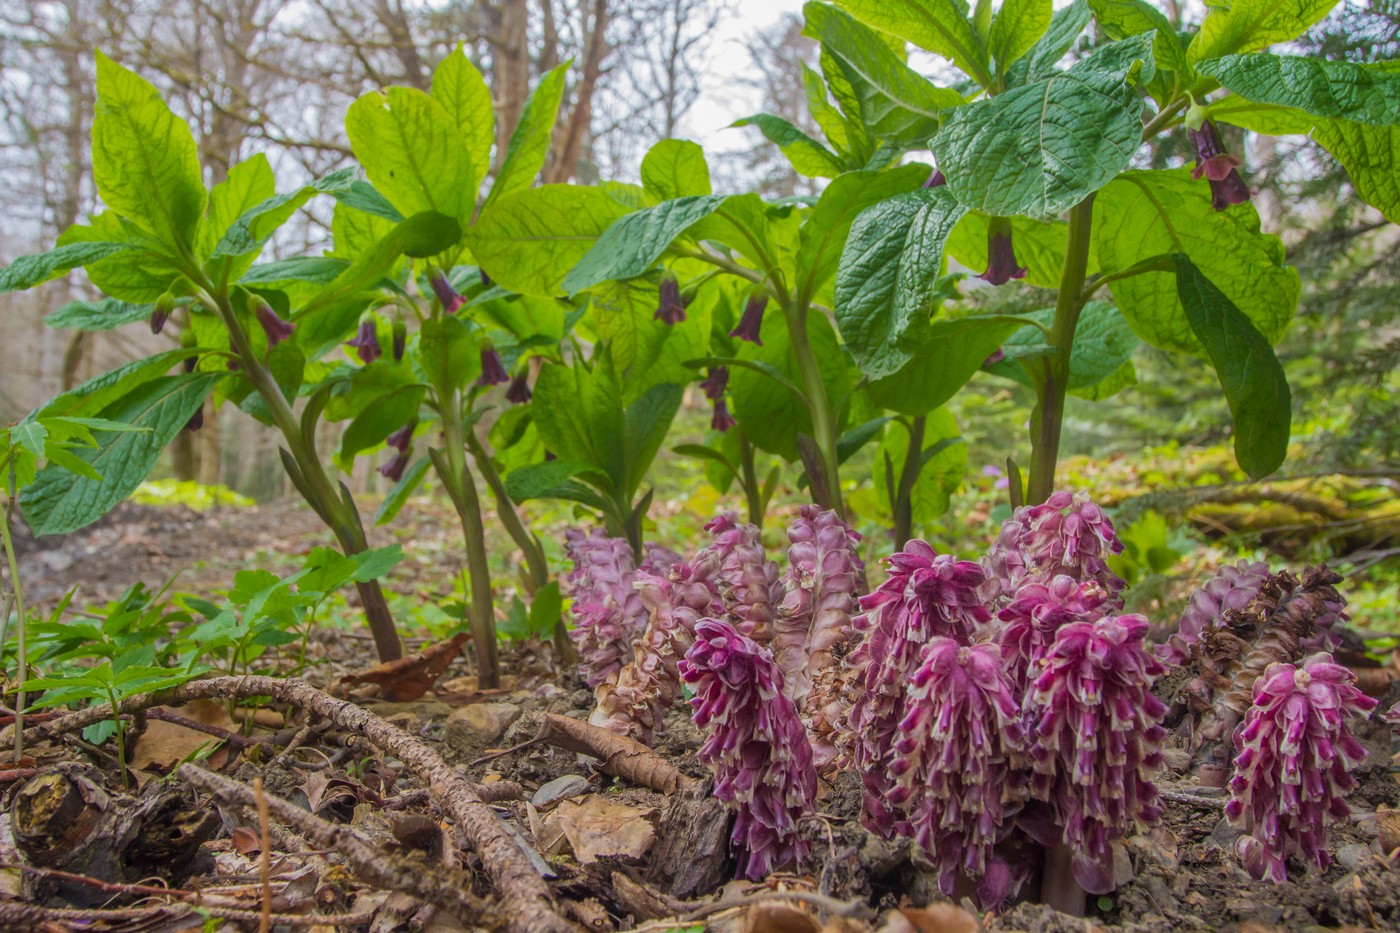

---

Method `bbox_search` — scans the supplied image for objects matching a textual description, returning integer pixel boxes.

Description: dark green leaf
[1006,0,1091,86]
[868,315,1029,416]
[989,0,1052,76]
[985,302,1139,390]
[419,315,480,394]
[1197,53,1400,126]
[562,195,728,292]
[45,298,153,331]
[732,114,846,178]
[375,456,431,525]
[1090,0,1190,76]
[0,242,132,295]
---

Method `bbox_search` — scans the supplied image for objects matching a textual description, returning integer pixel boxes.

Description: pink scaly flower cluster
[848,541,991,836]
[697,513,780,643]
[772,505,864,703]
[1026,614,1167,894]
[1225,654,1376,882]
[563,528,647,687]
[891,638,1027,901]
[1159,559,1272,664]
[983,490,1125,606]
[681,618,817,879]
[994,574,1113,698]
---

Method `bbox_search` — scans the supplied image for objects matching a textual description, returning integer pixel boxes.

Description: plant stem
[1027,195,1096,505]
[784,301,844,518]
[203,288,402,661]
[1041,844,1086,916]
[439,403,499,689]
[738,431,763,527]
[892,415,926,548]
[0,488,26,760]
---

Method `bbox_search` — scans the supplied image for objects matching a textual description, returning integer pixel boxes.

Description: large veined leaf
[640,139,712,201]
[22,373,221,536]
[468,185,632,298]
[587,280,712,401]
[56,214,179,302]
[1172,255,1290,479]
[803,61,859,158]
[563,195,728,292]
[1005,0,1091,87]
[1187,0,1340,64]
[835,186,968,379]
[946,212,1092,288]
[730,309,852,462]
[345,87,476,228]
[872,407,966,525]
[732,114,846,178]
[1197,54,1400,126]
[804,3,963,147]
[868,315,1029,416]
[419,315,480,394]
[989,0,1052,77]
[213,167,357,261]
[931,34,1155,221]
[797,163,929,303]
[45,298,153,331]
[985,301,1140,391]
[830,0,993,90]
[26,350,199,423]
[0,242,132,295]
[485,62,568,209]
[1313,120,1399,223]
[91,52,206,252]
[1093,169,1298,355]
[1089,0,1190,77]
[198,153,276,264]
[431,44,494,185]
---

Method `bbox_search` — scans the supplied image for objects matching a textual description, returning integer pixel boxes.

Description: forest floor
[2,497,1399,932]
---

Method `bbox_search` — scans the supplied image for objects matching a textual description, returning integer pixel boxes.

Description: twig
[1159,788,1228,809]
[32,902,376,927]
[254,777,272,933]
[24,675,570,933]
[269,721,314,767]
[181,764,495,928]
[144,707,277,752]
[537,713,696,794]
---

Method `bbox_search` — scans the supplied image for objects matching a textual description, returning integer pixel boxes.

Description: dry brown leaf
[230,825,262,855]
[338,633,470,701]
[1376,805,1400,853]
[130,700,234,773]
[878,904,979,933]
[546,794,657,864]
[742,902,822,933]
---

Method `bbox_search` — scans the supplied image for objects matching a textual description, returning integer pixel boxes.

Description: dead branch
[538,713,696,794]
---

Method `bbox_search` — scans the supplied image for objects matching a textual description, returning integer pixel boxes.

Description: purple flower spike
[379,445,411,482]
[1158,560,1272,664]
[696,512,780,644]
[848,541,992,836]
[1027,613,1167,894]
[894,638,1027,902]
[429,268,465,313]
[654,271,686,325]
[699,365,729,401]
[385,422,414,453]
[1226,654,1376,883]
[979,220,1026,286]
[564,528,648,688]
[345,315,381,363]
[995,574,1112,699]
[253,298,295,346]
[506,370,533,404]
[1188,121,1251,211]
[477,345,510,386]
[729,293,766,345]
[922,169,947,189]
[710,399,737,432]
[983,490,1125,607]
[681,618,817,879]
[391,320,407,361]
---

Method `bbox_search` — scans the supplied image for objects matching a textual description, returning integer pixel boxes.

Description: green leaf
[1093,169,1298,355]
[622,382,684,499]
[349,545,402,583]
[732,114,846,178]
[1187,0,1339,64]
[1313,120,1399,223]
[330,200,398,261]
[533,361,625,489]
[828,0,993,90]
[345,87,475,228]
[1197,54,1400,126]
[242,257,350,288]
[1172,254,1290,479]
[946,212,1085,288]
[873,407,966,524]
[1202,98,1318,135]
[486,61,569,208]
[0,242,133,295]
[563,195,728,292]
[1006,0,1091,86]
[213,167,357,260]
[10,421,48,460]
[240,340,305,425]
[590,281,711,399]
[798,163,929,304]
[28,350,199,423]
[931,33,1154,221]
[803,62,858,156]
[503,460,608,510]
[340,387,423,461]
[986,301,1139,390]
[419,314,481,394]
[199,153,277,268]
[431,44,494,185]
[804,4,963,147]
[1089,0,1189,77]
[22,373,221,536]
[57,213,178,302]
[332,181,405,222]
[868,315,1030,416]
[989,0,1052,76]
[92,52,206,252]
[375,456,431,525]
[1069,358,1136,400]
[835,185,968,379]
[468,185,632,298]
[641,139,712,201]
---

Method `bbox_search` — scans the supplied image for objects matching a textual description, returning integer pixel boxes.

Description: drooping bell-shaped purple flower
[1188,121,1251,211]
[391,319,407,361]
[979,219,1027,286]
[253,297,296,346]
[681,618,818,879]
[428,268,465,314]
[345,313,381,363]
[479,267,492,288]
[477,344,510,387]
[150,292,175,335]
[385,422,414,453]
[699,365,728,400]
[729,292,766,345]
[1226,654,1376,883]
[654,270,686,325]
[379,445,411,482]
[710,399,736,432]
[506,370,533,404]
[184,406,204,433]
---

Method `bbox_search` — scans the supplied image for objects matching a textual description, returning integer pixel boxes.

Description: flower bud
[477,344,510,387]
[391,319,407,362]
[729,291,766,345]
[345,313,382,363]
[979,218,1026,286]
[184,406,204,433]
[252,296,295,346]
[654,270,686,325]
[710,399,736,432]
[922,169,947,189]
[428,268,465,313]
[150,291,175,335]
[506,369,533,404]
[385,422,414,453]
[379,445,411,482]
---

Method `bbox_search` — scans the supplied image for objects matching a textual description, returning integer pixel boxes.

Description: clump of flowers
[1159,559,1272,664]
[681,618,817,879]
[1225,655,1376,882]
[563,528,647,687]
[892,638,1026,903]
[1025,613,1167,895]
[695,513,780,644]
[994,574,1112,698]
[983,490,1125,606]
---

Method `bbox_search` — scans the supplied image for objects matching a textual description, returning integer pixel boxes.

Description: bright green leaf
[1089,0,1190,77]
[0,242,132,295]
[989,0,1053,76]
[1005,0,1091,86]
[1197,53,1400,126]
[486,61,569,208]
[431,44,495,184]
[732,114,847,178]
[828,0,994,89]
[346,87,475,227]
[1187,0,1339,64]
[1313,120,1399,223]
[641,139,712,201]
[563,195,727,293]
[868,315,1029,415]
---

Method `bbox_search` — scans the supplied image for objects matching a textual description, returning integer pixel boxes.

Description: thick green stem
[1027,195,1096,505]
[0,491,26,760]
[738,431,763,527]
[892,415,926,548]
[205,289,402,661]
[440,406,499,689]
[784,302,844,518]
